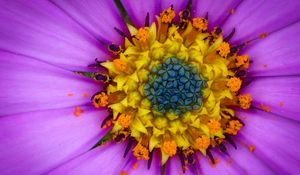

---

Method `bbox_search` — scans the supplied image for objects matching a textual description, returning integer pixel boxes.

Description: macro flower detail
[1,0,300,175]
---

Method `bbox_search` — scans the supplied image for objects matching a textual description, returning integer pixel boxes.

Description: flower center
[83,1,255,174]
[144,56,206,115]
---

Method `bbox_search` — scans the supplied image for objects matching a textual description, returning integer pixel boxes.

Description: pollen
[132,162,139,170]
[249,145,255,152]
[160,7,176,23]
[117,113,132,128]
[217,42,230,58]
[74,106,84,117]
[259,103,271,112]
[207,119,221,134]
[259,33,268,38]
[113,59,128,72]
[67,93,74,97]
[133,143,149,160]
[192,18,208,31]
[93,92,109,108]
[236,55,250,68]
[82,92,88,98]
[227,77,242,92]
[196,136,210,149]
[162,140,177,157]
[119,171,128,175]
[225,120,243,135]
[136,28,149,42]
[238,94,252,109]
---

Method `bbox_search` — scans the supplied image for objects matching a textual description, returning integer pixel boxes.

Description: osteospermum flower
[0,0,300,175]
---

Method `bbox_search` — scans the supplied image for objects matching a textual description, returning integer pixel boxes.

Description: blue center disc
[144,56,206,115]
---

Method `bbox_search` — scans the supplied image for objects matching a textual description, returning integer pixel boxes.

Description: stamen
[219,143,227,153]
[74,106,84,117]
[235,70,246,78]
[108,44,123,55]
[236,55,250,68]
[206,149,215,164]
[217,42,230,58]
[226,136,237,149]
[238,94,252,109]
[225,120,243,135]
[147,150,154,169]
[184,149,195,164]
[160,7,176,23]
[227,77,242,92]
[101,113,113,129]
[192,18,208,31]
[133,143,150,160]
[113,59,128,72]
[179,9,190,29]
[114,130,129,143]
[123,138,135,158]
[117,113,132,128]
[94,73,110,83]
[136,28,149,42]
[93,92,109,108]
[196,136,210,149]
[162,140,177,157]
[207,119,221,134]
[178,148,186,173]
[224,28,236,42]
[145,12,150,27]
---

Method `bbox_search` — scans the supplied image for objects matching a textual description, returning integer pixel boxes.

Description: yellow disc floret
[207,119,221,134]
[133,143,149,160]
[227,77,242,92]
[162,140,177,157]
[217,42,230,58]
[160,7,176,23]
[238,94,252,109]
[117,113,132,128]
[93,92,109,108]
[192,18,208,31]
[196,136,210,150]
[136,28,149,42]
[225,120,243,135]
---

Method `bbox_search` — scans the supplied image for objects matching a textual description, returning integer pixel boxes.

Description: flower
[0,0,300,175]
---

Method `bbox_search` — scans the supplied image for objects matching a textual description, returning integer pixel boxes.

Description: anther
[101,113,113,129]
[147,150,154,169]
[123,138,135,158]
[224,28,236,42]
[162,140,177,157]
[217,42,230,58]
[225,136,237,149]
[160,6,176,23]
[178,148,187,173]
[235,70,246,78]
[145,12,150,27]
[133,143,149,160]
[114,130,129,143]
[215,27,222,35]
[219,143,227,153]
[108,44,122,55]
[136,27,149,42]
[92,92,109,108]
[196,136,210,149]
[238,94,252,109]
[227,77,242,92]
[206,149,215,164]
[94,73,111,83]
[192,18,208,32]
[207,120,221,134]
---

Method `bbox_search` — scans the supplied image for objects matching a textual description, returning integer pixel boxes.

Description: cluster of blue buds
[144,57,206,115]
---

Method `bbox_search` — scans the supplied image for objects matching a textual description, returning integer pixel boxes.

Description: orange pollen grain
[192,18,208,31]
[67,93,74,97]
[160,7,176,23]
[238,94,252,109]
[227,77,242,92]
[196,136,210,149]
[117,113,132,128]
[113,59,128,72]
[74,106,84,117]
[162,140,177,157]
[225,120,243,135]
[259,33,268,38]
[82,92,88,98]
[230,9,235,14]
[119,171,128,175]
[236,55,250,68]
[259,103,271,112]
[136,28,149,42]
[133,143,149,160]
[132,162,139,170]
[93,92,109,108]
[207,119,221,134]
[280,101,283,107]
[249,145,255,152]
[217,42,230,58]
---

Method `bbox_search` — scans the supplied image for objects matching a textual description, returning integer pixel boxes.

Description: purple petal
[193,0,242,29]
[121,0,161,28]
[0,0,106,70]
[245,21,300,76]
[236,109,300,174]
[0,107,107,175]
[0,51,99,116]
[241,76,300,121]
[51,0,127,45]
[48,143,127,175]
[222,0,300,44]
